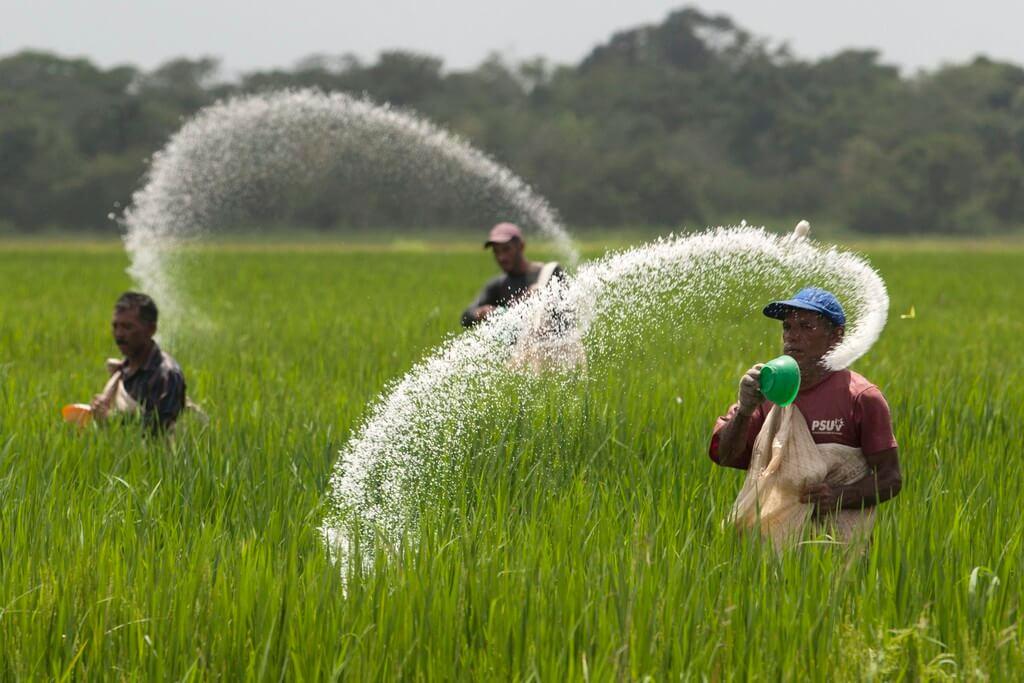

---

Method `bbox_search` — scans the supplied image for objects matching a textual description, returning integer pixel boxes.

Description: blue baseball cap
[763,287,846,327]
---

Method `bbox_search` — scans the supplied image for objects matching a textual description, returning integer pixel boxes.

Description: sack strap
[535,261,560,290]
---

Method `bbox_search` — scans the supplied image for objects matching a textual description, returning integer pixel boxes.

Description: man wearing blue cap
[710,287,902,524]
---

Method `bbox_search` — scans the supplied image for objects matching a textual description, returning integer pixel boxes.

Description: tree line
[3,7,1023,235]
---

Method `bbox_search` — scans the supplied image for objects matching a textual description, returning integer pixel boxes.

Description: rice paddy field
[1,238,1021,680]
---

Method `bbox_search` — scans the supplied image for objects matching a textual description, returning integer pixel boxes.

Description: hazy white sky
[2,1,1018,75]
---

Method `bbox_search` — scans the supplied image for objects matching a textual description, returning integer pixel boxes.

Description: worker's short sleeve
[854,386,898,456]
[709,402,767,470]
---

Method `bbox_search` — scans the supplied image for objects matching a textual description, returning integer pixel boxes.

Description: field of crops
[1,239,1021,679]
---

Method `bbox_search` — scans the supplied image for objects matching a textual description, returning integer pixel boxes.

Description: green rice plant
[0,242,1021,679]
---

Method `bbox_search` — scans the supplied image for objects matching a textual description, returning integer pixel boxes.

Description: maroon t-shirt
[709,369,898,470]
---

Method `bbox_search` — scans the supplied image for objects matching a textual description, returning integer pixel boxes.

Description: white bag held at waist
[728,404,875,551]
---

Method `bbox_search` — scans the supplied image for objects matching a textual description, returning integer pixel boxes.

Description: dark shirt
[119,343,187,432]
[461,263,564,327]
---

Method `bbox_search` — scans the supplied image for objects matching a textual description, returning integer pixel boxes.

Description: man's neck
[506,259,532,277]
[125,341,156,372]
[800,365,832,390]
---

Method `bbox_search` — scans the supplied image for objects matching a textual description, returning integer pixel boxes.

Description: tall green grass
[1,243,1021,679]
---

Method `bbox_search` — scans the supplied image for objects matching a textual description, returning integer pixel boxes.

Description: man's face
[491,239,524,274]
[781,309,844,372]
[112,306,155,357]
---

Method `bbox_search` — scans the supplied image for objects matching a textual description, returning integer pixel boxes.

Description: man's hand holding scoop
[735,361,846,513]
[737,363,764,416]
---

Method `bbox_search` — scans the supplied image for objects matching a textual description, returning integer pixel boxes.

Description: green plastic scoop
[759,355,801,406]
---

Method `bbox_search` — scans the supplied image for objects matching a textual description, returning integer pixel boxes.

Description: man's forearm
[835,468,902,510]
[716,410,752,467]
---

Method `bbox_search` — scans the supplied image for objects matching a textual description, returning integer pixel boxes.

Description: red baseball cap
[484,222,523,248]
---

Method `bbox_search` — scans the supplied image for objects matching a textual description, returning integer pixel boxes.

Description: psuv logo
[811,418,845,434]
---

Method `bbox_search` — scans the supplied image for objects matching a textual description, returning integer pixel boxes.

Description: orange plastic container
[62,403,93,427]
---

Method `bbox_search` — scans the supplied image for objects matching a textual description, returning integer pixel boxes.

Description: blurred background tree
[1,7,1022,235]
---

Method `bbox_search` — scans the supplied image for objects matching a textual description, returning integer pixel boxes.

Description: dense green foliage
[4,8,1024,235]
[1,240,1021,678]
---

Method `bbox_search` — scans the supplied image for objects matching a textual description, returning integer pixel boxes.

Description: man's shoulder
[541,261,565,277]
[154,347,185,379]
[484,273,511,289]
[527,261,563,284]
[841,369,886,400]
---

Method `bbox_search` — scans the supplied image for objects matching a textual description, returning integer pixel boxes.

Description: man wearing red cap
[460,222,563,327]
